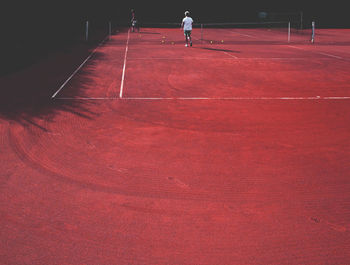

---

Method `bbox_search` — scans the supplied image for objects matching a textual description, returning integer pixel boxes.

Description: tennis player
[130,9,139,32]
[181,11,193,47]
[131,17,139,32]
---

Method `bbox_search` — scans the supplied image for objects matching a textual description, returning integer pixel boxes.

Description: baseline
[54,96,350,100]
[126,57,338,61]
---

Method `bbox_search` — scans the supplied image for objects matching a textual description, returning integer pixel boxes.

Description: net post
[311,21,315,43]
[288,21,291,43]
[85,21,89,41]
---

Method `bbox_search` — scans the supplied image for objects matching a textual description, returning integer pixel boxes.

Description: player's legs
[131,21,137,32]
[134,22,139,32]
[185,31,192,46]
[184,30,192,47]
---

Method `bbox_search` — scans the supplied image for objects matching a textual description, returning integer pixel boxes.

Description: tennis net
[198,21,310,44]
[132,21,313,44]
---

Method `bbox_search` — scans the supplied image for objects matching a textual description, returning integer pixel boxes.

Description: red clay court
[1,23,350,264]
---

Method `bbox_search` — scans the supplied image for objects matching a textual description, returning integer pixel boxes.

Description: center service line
[119,29,130,98]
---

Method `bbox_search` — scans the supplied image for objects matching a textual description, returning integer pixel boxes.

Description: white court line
[123,96,350,100]
[317,52,343,59]
[119,29,130,98]
[55,97,115,100]
[127,57,336,60]
[324,96,350,99]
[287,45,345,60]
[287,45,306,50]
[223,51,238,59]
[54,96,350,100]
[228,31,257,38]
[212,28,258,39]
[51,38,108,99]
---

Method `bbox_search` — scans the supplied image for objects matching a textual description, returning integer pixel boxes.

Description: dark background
[1,0,348,75]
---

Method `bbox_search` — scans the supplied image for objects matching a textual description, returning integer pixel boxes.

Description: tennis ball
[210,40,213,44]
[221,40,224,43]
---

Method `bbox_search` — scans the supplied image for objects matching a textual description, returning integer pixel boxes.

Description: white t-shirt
[182,17,193,31]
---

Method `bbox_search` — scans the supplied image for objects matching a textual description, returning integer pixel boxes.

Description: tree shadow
[0,40,109,132]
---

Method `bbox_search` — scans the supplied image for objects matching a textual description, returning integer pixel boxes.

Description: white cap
[184,11,190,16]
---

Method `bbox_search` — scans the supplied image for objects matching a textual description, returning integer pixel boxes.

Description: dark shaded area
[198,47,241,53]
[0,40,107,129]
[1,1,112,75]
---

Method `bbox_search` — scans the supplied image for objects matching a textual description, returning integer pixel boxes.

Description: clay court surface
[1,27,350,264]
